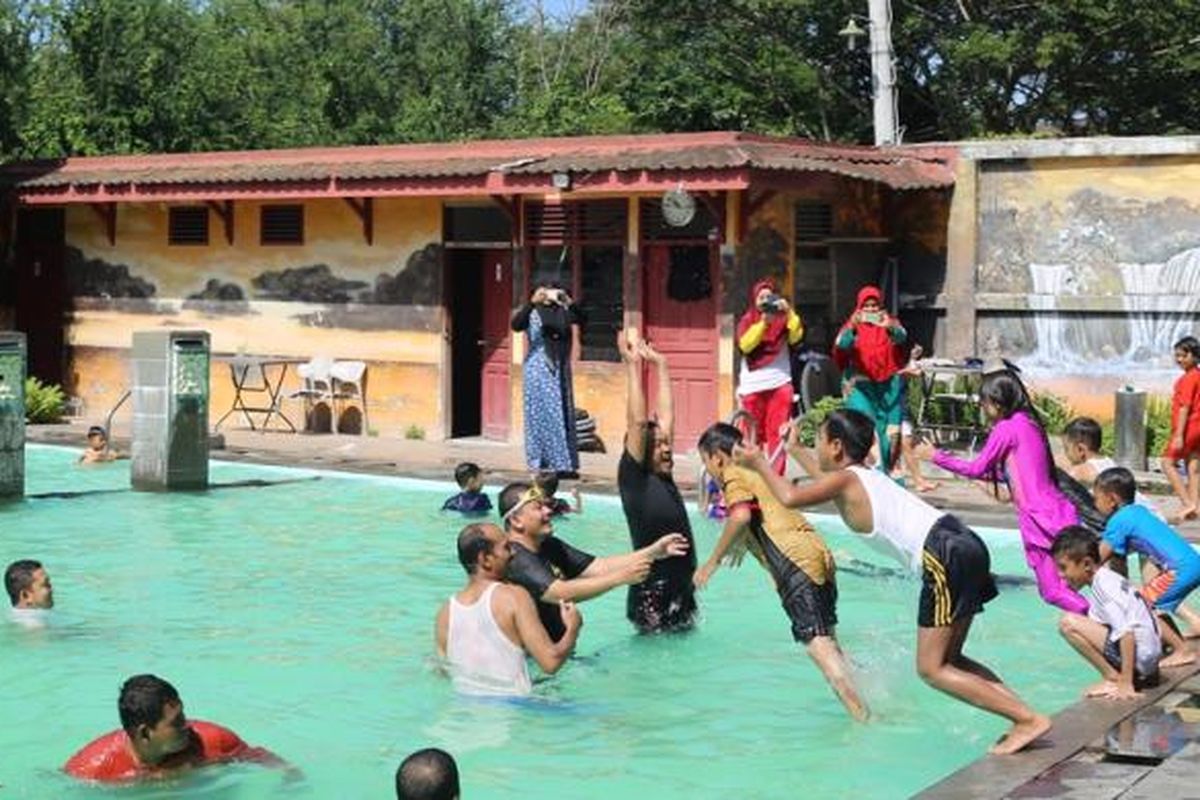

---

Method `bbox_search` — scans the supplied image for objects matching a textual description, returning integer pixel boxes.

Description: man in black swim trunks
[616,330,699,633]
[500,481,688,642]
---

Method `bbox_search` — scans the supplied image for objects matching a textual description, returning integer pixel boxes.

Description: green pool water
[1,445,1088,798]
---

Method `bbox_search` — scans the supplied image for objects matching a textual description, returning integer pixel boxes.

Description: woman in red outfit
[736,278,804,474]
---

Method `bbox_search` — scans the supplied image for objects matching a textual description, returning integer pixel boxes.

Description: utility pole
[869,0,898,145]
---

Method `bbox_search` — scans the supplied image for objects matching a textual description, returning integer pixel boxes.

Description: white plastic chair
[290,357,334,431]
[330,360,368,435]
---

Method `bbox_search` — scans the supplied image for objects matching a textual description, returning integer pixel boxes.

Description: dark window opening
[260,205,304,245]
[525,200,627,363]
[794,201,835,350]
[168,206,209,246]
[444,205,512,244]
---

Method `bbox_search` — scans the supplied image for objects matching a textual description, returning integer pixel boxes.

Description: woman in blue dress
[512,284,585,475]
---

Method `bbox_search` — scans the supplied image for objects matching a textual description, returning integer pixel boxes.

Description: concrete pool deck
[25,421,1200,540]
[24,421,1200,798]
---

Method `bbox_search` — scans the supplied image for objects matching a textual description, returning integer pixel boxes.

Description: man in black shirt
[500,482,688,642]
[618,331,699,633]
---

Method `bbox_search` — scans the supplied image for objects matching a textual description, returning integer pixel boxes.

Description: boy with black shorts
[695,422,867,721]
[739,408,1051,754]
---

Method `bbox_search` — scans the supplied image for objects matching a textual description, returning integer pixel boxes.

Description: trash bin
[1114,387,1147,472]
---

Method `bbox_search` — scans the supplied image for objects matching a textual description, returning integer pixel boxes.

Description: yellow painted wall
[62,197,447,437]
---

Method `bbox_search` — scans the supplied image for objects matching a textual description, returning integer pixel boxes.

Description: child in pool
[915,370,1090,614]
[738,408,1051,755]
[533,472,581,517]
[697,470,727,520]
[695,422,868,722]
[79,426,125,464]
[1162,336,1200,522]
[441,462,492,514]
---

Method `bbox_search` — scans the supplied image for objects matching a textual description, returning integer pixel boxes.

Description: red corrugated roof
[2,131,953,200]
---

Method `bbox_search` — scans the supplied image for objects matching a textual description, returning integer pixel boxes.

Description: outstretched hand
[693,562,715,590]
[733,442,767,468]
[649,532,690,560]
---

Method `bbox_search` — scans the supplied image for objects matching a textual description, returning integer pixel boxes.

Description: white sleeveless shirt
[447,582,532,697]
[847,465,945,574]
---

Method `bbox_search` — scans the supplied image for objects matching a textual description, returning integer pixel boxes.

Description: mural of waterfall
[1120,248,1200,364]
[1021,248,1200,373]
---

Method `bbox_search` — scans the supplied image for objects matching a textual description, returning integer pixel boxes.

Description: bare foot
[990,714,1052,755]
[1085,680,1118,697]
[1169,505,1198,525]
[914,480,940,493]
[1160,649,1196,668]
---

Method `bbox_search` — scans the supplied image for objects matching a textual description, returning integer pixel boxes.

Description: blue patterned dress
[515,305,580,472]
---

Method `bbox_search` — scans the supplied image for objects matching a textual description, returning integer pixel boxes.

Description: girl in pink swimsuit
[928,371,1089,614]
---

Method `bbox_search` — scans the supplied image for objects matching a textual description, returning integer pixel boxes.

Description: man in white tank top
[435,523,582,697]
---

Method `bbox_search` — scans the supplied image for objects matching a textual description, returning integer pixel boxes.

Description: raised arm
[640,340,673,441]
[511,588,581,674]
[620,330,648,462]
[540,565,648,604]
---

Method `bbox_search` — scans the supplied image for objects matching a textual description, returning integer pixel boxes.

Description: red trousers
[740,382,793,475]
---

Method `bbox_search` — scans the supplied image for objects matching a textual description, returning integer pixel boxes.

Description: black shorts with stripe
[919,515,998,628]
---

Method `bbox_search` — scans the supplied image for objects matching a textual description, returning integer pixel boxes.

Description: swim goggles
[502,486,546,524]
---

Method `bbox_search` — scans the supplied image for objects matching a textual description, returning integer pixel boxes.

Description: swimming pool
[0,445,1086,798]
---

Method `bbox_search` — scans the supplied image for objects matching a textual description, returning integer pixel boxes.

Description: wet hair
[118,674,180,734]
[1094,466,1137,506]
[453,462,481,489]
[4,559,42,607]
[497,481,532,526]
[456,523,493,574]
[1050,525,1101,563]
[821,409,875,464]
[396,748,460,800]
[1062,417,1102,453]
[697,422,743,457]
[1174,336,1200,359]
[533,471,559,496]
[87,426,106,438]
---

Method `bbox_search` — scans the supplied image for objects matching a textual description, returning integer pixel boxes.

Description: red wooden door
[643,244,719,452]
[480,248,513,440]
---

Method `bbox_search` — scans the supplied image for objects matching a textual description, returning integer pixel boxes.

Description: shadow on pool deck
[27,422,1200,540]
[915,663,1200,800]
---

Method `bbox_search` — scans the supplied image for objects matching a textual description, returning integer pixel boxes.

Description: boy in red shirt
[1163,336,1200,523]
[64,674,284,782]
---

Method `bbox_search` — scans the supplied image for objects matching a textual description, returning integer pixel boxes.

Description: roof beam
[89,202,116,245]
[206,200,233,245]
[343,197,373,245]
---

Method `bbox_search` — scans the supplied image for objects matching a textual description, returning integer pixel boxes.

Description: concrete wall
[61,197,445,436]
[921,137,1200,420]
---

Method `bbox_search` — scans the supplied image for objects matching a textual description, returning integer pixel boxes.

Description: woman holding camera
[833,284,907,472]
[736,277,804,474]
[512,283,586,475]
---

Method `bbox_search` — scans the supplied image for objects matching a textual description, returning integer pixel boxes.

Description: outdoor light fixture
[551,172,572,190]
[839,17,866,52]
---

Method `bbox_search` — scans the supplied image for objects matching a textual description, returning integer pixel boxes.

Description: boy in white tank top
[435,523,582,697]
[737,409,1051,756]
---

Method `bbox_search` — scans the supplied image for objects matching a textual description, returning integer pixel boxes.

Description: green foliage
[796,395,844,447]
[404,423,425,440]
[4,0,1200,161]
[1030,390,1073,436]
[1146,395,1174,461]
[24,376,65,423]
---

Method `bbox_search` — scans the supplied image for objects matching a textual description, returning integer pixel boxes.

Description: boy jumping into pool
[737,409,1051,752]
[1092,466,1200,660]
[64,674,286,782]
[1053,527,1162,699]
[694,422,868,722]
